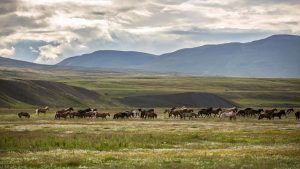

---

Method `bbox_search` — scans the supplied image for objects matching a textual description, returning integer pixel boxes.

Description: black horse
[295,111,300,120]
[272,110,286,119]
[113,112,130,119]
[18,112,30,118]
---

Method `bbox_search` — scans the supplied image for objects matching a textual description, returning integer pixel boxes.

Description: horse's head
[69,107,74,111]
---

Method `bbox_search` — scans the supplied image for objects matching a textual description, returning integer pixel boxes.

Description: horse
[219,107,238,120]
[140,109,154,118]
[84,111,96,118]
[265,108,277,114]
[76,108,92,118]
[239,108,264,117]
[125,111,134,118]
[197,107,212,117]
[95,112,110,119]
[36,106,49,115]
[211,108,222,117]
[55,112,69,119]
[295,111,300,120]
[144,112,157,119]
[180,112,197,120]
[258,113,272,120]
[56,107,74,115]
[272,110,286,119]
[113,112,129,119]
[168,110,181,118]
[18,112,30,118]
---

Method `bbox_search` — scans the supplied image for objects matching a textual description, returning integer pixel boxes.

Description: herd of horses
[17,106,300,120]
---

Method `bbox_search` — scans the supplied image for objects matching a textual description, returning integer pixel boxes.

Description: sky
[0,0,300,64]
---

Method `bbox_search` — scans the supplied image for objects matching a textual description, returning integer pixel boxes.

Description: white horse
[219,107,238,120]
[36,106,49,115]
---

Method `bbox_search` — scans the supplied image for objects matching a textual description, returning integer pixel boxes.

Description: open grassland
[1,67,300,108]
[0,110,299,169]
[62,76,300,107]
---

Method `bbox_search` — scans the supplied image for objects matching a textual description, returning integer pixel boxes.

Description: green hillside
[0,67,300,108]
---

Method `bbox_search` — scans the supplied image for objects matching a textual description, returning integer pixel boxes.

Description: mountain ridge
[1,34,300,77]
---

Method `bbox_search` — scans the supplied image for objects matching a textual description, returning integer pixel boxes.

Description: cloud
[0,47,15,57]
[0,0,299,64]
[0,0,17,15]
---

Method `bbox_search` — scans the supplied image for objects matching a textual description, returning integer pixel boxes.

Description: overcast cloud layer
[0,0,300,64]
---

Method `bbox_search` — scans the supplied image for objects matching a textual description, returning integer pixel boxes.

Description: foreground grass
[0,113,299,169]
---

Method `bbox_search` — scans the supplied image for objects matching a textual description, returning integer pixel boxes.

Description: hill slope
[0,79,103,108]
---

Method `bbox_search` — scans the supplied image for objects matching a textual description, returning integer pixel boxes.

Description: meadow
[0,110,299,169]
[1,68,300,168]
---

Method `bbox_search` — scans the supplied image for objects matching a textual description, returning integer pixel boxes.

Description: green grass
[0,113,300,168]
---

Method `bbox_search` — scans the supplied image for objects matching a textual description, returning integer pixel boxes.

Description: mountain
[142,34,300,77]
[56,34,300,77]
[57,50,157,69]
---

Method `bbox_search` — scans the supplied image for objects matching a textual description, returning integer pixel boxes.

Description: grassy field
[0,110,300,169]
[1,67,300,108]
[1,67,300,168]
[62,76,300,107]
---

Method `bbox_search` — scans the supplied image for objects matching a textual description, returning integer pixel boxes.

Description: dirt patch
[119,92,237,107]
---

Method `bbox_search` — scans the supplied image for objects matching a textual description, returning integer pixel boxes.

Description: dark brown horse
[140,109,154,118]
[258,113,272,120]
[55,112,69,119]
[145,112,157,119]
[295,111,300,120]
[18,112,30,118]
[272,110,286,119]
[95,112,110,119]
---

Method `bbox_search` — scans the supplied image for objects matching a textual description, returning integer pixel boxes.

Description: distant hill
[0,79,103,108]
[56,34,300,77]
[57,50,157,69]
[0,57,49,69]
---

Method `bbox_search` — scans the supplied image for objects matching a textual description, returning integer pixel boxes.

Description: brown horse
[55,112,69,119]
[95,112,110,119]
[180,112,197,120]
[36,106,49,115]
[219,107,238,121]
[56,107,74,115]
[265,108,277,114]
[145,112,157,119]
[18,112,30,118]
